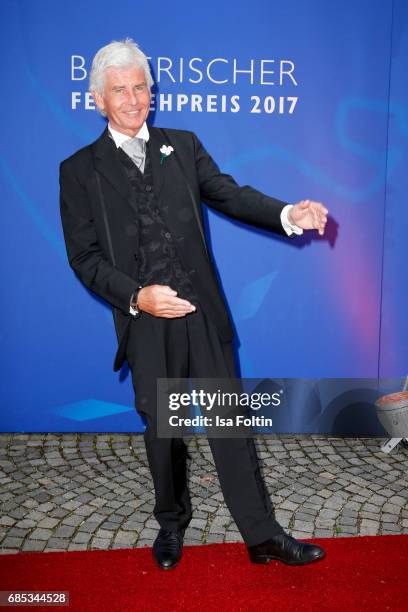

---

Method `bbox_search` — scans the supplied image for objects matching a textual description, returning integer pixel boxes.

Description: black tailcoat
[59,126,288,370]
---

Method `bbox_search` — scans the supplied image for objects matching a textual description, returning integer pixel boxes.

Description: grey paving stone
[280,500,298,511]
[184,528,203,541]
[61,515,84,527]
[381,522,399,532]
[205,533,224,543]
[1,537,24,548]
[207,520,226,534]
[389,495,406,505]
[29,528,53,541]
[21,539,47,552]
[103,521,126,532]
[72,532,92,544]
[75,505,96,517]
[314,529,333,537]
[93,528,113,539]
[341,508,359,518]
[8,508,26,520]
[54,525,76,538]
[77,521,102,533]
[212,515,230,527]
[225,531,243,542]
[35,502,55,513]
[319,508,338,519]
[293,520,314,532]
[324,498,346,510]
[36,517,60,529]
[67,542,88,551]
[370,494,387,505]
[382,503,402,514]
[337,525,359,535]
[290,530,313,539]
[381,513,399,522]
[319,490,334,499]
[47,538,70,550]
[89,538,111,549]
[295,511,317,521]
[7,527,30,538]
[1,433,408,553]
[338,515,357,527]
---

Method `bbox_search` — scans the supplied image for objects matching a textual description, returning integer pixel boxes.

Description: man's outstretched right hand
[137,285,196,318]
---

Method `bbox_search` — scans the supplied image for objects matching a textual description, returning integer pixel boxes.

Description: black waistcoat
[117,145,198,303]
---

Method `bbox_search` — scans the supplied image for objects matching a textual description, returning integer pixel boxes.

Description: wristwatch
[129,285,143,318]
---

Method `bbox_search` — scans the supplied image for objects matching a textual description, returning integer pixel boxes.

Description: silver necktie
[121,137,146,174]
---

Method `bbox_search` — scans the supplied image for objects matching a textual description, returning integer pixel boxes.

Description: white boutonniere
[160,144,174,165]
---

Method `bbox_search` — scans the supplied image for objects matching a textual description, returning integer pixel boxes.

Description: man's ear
[92,90,105,113]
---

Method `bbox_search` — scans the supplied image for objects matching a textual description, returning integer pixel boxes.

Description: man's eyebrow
[112,81,146,87]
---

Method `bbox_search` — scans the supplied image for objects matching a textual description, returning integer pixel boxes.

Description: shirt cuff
[129,286,143,316]
[129,291,138,316]
[129,304,138,316]
[280,204,303,236]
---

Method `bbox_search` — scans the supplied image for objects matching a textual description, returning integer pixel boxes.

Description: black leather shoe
[248,533,325,566]
[152,529,184,570]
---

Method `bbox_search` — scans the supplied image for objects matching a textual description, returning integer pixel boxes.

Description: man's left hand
[289,200,328,236]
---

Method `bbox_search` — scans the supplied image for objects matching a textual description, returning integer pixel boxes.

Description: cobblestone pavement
[0,434,408,554]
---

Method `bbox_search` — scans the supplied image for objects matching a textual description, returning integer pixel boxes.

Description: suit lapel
[91,126,136,209]
[148,127,168,199]
[92,125,169,210]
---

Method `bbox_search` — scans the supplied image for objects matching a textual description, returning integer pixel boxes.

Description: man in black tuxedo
[60,39,328,570]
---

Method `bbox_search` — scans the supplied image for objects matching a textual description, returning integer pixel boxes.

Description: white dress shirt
[108,122,150,148]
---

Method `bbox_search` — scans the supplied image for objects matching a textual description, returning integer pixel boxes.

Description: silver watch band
[129,285,143,316]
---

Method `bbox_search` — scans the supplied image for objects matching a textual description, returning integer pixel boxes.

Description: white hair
[89,38,154,100]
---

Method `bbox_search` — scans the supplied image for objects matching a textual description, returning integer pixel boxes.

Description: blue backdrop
[1,0,407,433]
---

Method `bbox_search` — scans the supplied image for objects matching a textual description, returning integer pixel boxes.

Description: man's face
[93,65,151,136]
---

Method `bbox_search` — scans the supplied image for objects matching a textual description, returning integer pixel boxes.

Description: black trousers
[125,305,284,546]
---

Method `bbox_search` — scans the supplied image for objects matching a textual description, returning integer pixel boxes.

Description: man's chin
[111,120,146,135]
[125,125,143,133]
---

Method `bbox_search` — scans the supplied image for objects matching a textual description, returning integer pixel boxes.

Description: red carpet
[0,536,407,611]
